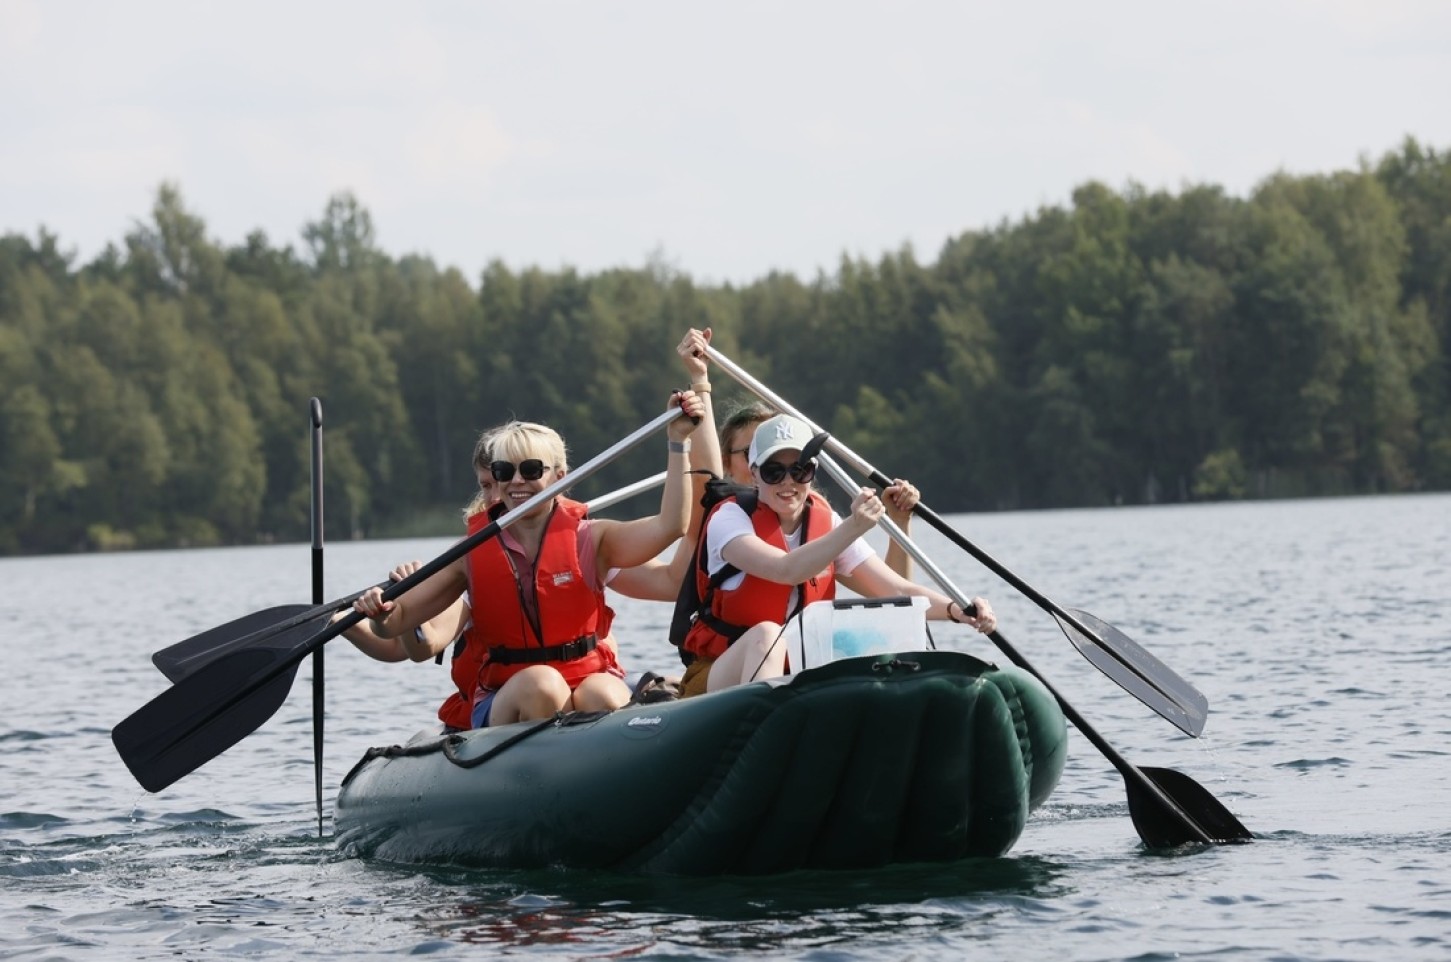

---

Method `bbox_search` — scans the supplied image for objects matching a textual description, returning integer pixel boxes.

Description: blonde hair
[462,488,491,521]
[479,421,568,473]
[463,420,569,520]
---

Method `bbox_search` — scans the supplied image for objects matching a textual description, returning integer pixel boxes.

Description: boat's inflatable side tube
[334,650,1066,875]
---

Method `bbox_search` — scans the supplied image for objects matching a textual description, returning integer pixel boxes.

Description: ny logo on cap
[774,420,796,440]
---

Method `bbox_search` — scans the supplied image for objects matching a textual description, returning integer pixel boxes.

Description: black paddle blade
[113,645,304,793]
[1125,765,1254,847]
[152,604,317,682]
[1054,608,1209,738]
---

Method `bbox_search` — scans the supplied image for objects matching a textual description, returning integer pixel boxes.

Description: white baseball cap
[748,414,815,467]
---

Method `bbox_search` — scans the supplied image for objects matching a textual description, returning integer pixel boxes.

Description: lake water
[2,493,1448,960]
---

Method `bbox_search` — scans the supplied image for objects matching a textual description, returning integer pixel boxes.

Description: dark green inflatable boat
[334,650,1067,875]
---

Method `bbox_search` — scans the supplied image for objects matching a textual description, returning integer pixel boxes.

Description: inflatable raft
[334,649,1067,875]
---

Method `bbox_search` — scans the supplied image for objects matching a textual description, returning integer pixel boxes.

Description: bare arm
[607,558,677,602]
[838,555,950,617]
[719,489,880,586]
[372,560,471,661]
[340,596,468,662]
[402,595,471,662]
[597,332,720,603]
[340,561,435,662]
[338,603,464,663]
[839,555,997,633]
[596,391,704,572]
[881,479,918,578]
[607,514,704,604]
[337,610,411,662]
[354,555,469,638]
[677,327,724,532]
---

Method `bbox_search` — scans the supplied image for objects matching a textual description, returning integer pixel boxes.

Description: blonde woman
[355,391,704,726]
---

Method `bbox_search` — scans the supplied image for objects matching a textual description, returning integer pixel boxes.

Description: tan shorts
[678,657,716,698]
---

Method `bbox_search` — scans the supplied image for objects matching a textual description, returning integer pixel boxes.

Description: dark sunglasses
[490,459,549,483]
[757,458,817,485]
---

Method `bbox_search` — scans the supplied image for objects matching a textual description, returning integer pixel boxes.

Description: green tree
[1227,183,1355,493]
[0,385,61,526]
[304,192,378,274]
[1377,138,1451,485]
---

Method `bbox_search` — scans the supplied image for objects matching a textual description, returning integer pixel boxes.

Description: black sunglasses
[757,458,817,485]
[490,459,549,483]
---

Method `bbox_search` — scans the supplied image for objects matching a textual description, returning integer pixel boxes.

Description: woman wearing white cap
[676,413,996,696]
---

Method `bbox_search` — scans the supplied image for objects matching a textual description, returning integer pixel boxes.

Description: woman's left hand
[677,328,711,381]
[953,596,997,634]
[388,561,422,582]
[883,479,919,523]
[353,586,396,631]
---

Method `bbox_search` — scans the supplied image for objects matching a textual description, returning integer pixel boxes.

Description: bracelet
[690,380,711,394]
[948,601,963,624]
[668,439,689,454]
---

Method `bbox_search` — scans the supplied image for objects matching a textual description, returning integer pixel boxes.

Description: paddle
[583,470,668,514]
[152,592,381,683]
[1051,608,1205,737]
[704,345,1208,738]
[150,471,670,683]
[814,447,1249,846]
[113,407,687,793]
[309,397,326,839]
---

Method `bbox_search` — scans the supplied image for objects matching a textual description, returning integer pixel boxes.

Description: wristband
[690,380,711,394]
[668,439,689,454]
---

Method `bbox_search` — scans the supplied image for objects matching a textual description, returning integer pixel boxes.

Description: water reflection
[393,857,1069,950]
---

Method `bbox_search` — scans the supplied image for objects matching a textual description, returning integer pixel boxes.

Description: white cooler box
[786,595,931,673]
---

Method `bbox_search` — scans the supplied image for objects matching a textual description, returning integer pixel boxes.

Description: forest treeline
[1,138,1448,555]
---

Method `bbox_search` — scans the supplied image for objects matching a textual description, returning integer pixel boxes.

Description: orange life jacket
[434,502,619,730]
[681,491,837,662]
[466,497,616,692]
[435,596,619,729]
[435,622,483,730]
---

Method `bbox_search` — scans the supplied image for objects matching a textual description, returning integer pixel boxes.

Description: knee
[710,622,787,691]
[744,622,783,655]
[571,674,629,712]
[503,667,570,708]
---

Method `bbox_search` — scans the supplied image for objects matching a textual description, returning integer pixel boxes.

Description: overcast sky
[2,0,1447,285]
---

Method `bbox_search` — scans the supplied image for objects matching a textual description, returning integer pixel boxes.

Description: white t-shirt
[705,501,873,599]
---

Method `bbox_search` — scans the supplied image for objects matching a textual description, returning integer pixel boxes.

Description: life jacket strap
[487,634,598,665]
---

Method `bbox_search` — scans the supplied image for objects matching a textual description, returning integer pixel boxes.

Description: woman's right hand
[667,390,706,439]
[348,562,418,630]
[847,487,885,533]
